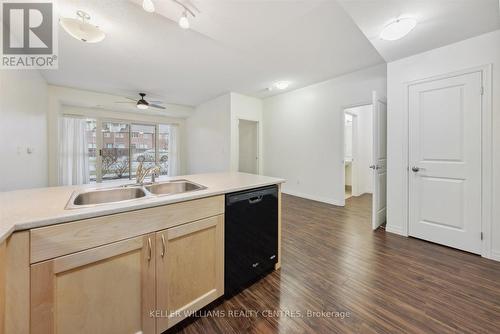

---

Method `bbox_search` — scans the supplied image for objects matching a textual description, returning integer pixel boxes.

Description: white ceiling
[338,0,500,62]
[41,0,384,107]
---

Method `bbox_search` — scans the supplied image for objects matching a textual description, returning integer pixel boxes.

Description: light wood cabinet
[30,234,156,334]
[155,215,224,332]
[3,191,276,333]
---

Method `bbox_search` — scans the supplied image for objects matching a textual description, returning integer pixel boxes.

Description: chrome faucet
[136,161,161,185]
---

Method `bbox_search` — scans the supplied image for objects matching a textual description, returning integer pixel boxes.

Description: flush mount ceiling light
[142,0,155,13]
[380,18,417,41]
[273,81,291,90]
[59,10,106,43]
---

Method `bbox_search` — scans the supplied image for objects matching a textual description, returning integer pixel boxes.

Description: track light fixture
[179,11,190,29]
[172,0,196,30]
[142,0,155,13]
[141,0,197,30]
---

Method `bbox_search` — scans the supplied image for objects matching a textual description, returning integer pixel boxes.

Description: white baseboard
[281,190,344,206]
[488,250,500,262]
[385,225,406,236]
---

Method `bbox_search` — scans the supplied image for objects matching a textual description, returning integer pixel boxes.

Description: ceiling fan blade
[114,101,136,104]
[149,100,164,103]
[149,104,166,110]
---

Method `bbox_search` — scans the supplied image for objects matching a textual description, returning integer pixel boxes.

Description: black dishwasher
[225,185,278,295]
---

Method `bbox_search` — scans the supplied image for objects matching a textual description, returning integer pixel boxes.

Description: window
[101,122,130,181]
[131,124,155,177]
[158,124,170,175]
[59,116,179,185]
[86,120,97,182]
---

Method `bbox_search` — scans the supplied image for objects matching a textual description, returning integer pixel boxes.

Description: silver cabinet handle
[147,237,152,261]
[161,234,166,258]
[252,262,260,268]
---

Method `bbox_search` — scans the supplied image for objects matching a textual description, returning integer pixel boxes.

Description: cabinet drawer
[30,195,224,263]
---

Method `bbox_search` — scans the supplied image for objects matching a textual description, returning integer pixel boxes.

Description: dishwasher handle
[248,195,263,204]
[226,186,277,205]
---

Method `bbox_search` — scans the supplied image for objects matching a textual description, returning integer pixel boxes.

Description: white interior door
[408,71,482,254]
[372,92,387,230]
[238,119,259,174]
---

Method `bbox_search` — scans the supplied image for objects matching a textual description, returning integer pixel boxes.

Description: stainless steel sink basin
[145,180,206,196]
[67,187,147,209]
[65,180,207,210]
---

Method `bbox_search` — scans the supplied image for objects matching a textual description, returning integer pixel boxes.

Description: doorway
[238,119,259,174]
[343,104,373,200]
[344,113,355,199]
[342,91,387,231]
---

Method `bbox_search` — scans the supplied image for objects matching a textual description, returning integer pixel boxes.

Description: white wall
[186,92,263,174]
[48,86,191,185]
[0,70,48,191]
[186,94,231,174]
[386,30,500,260]
[230,93,263,173]
[263,64,386,205]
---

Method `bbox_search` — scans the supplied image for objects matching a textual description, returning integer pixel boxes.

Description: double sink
[66,180,206,209]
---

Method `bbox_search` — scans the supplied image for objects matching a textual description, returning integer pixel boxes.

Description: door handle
[411,166,425,173]
[161,234,166,258]
[369,165,376,169]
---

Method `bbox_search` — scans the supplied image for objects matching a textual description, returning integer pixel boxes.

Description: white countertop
[0,172,285,244]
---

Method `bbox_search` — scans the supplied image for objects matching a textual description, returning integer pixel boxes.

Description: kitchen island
[0,172,284,334]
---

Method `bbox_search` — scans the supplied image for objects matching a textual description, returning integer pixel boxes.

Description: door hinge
[480,232,483,240]
[99,149,102,157]
[480,87,484,96]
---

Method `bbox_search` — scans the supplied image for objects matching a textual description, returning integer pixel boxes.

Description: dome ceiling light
[268,81,291,91]
[59,10,106,43]
[380,18,417,41]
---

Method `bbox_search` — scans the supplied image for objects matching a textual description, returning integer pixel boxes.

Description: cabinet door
[31,234,156,334]
[156,215,224,332]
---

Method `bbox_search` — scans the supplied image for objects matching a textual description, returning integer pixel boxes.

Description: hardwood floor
[167,194,500,334]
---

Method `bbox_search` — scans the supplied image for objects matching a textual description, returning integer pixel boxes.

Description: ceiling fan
[115,93,166,110]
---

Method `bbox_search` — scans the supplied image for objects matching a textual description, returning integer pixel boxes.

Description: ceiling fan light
[59,11,105,43]
[380,18,417,41]
[137,103,149,110]
[142,0,155,13]
[179,12,190,29]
